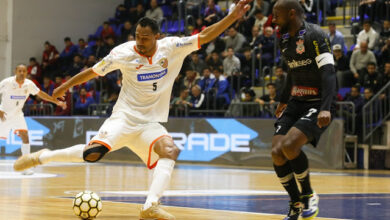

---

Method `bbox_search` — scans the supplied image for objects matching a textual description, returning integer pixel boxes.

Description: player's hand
[0,110,6,122]
[275,103,287,118]
[56,101,67,110]
[317,110,331,128]
[230,0,252,20]
[53,86,68,100]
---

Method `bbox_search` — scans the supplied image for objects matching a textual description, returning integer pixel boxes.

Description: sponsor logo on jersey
[10,95,26,100]
[296,39,305,54]
[176,42,192,47]
[287,59,312,69]
[158,58,168,68]
[291,86,319,96]
[313,40,320,56]
[137,69,168,81]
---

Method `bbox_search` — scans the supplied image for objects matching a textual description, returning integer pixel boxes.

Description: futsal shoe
[14,148,48,171]
[284,201,303,220]
[301,192,319,219]
[139,202,175,220]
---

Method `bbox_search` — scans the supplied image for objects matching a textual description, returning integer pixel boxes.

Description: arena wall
[0,117,345,169]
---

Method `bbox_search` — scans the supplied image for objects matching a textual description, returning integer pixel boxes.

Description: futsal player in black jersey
[271,1,338,220]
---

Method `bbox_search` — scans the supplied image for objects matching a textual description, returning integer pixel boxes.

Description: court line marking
[0,171,59,179]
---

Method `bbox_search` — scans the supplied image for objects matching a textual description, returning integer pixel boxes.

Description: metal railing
[23,104,54,116]
[362,81,390,145]
[88,103,113,117]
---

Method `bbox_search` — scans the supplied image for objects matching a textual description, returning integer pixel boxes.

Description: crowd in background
[22,0,390,135]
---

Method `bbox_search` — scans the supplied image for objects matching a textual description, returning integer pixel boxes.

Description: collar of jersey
[281,21,307,40]
[133,45,158,65]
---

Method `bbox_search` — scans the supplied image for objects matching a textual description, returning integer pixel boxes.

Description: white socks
[21,143,30,155]
[143,158,175,210]
[39,144,85,164]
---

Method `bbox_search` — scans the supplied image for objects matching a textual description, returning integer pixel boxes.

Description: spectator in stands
[101,21,115,39]
[189,52,207,75]
[115,4,129,24]
[383,62,390,85]
[228,0,240,15]
[198,67,216,94]
[248,0,270,17]
[105,36,117,52]
[27,57,42,83]
[223,47,241,77]
[379,38,390,64]
[54,75,65,89]
[350,41,377,82]
[224,26,246,53]
[240,47,254,84]
[248,26,261,48]
[183,69,200,90]
[91,38,109,60]
[172,74,184,98]
[188,85,206,112]
[255,82,279,117]
[379,20,390,47]
[356,20,379,50]
[146,0,163,24]
[274,66,287,93]
[206,51,223,71]
[130,4,146,25]
[240,87,260,117]
[68,54,84,77]
[191,18,206,35]
[253,9,268,35]
[328,22,345,53]
[344,84,364,115]
[86,55,97,68]
[42,41,59,75]
[257,26,275,67]
[204,37,226,55]
[333,44,352,87]
[299,0,314,14]
[59,37,78,69]
[170,88,191,116]
[204,0,223,26]
[361,62,383,93]
[41,76,54,96]
[120,21,135,43]
[55,90,71,116]
[74,87,95,115]
[77,38,91,58]
[363,87,374,103]
[212,67,230,107]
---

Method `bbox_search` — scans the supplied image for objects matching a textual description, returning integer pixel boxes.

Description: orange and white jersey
[0,76,40,116]
[92,34,200,123]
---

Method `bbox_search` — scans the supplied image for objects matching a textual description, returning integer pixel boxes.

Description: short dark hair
[351,85,361,92]
[29,57,37,62]
[328,22,336,26]
[79,38,85,42]
[363,20,371,25]
[367,62,376,67]
[136,17,160,34]
[64,37,71,42]
[267,83,276,88]
[254,9,263,15]
[277,0,305,18]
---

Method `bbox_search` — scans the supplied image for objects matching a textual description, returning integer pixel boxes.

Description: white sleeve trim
[315,52,334,68]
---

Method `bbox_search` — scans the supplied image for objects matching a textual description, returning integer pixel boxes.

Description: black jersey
[279,21,337,111]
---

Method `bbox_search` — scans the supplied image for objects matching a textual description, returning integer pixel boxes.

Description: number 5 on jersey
[153,82,157,91]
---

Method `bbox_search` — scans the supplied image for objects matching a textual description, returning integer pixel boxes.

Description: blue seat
[338,87,351,98]
[161,5,172,17]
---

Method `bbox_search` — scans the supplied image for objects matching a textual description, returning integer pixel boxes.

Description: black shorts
[274,99,333,147]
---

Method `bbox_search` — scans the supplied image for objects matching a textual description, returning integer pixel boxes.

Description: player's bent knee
[154,137,180,160]
[83,144,109,163]
[281,139,299,159]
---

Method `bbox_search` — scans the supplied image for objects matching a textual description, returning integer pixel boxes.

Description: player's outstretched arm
[36,90,67,109]
[198,0,252,46]
[52,68,97,99]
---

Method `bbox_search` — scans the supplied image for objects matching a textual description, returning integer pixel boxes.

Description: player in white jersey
[14,1,252,218]
[0,64,65,175]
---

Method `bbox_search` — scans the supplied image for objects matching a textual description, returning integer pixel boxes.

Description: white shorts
[0,113,28,139]
[89,111,170,169]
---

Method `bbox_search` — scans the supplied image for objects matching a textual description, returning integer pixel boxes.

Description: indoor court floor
[1,160,390,220]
